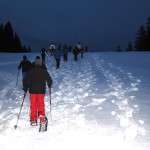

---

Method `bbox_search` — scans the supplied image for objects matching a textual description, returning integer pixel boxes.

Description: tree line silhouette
[1,17,150,53]
[118,16,150,52]
[0,21,31,53]
[134,16,150,51]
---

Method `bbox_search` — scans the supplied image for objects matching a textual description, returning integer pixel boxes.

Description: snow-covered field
[0,52,150,150]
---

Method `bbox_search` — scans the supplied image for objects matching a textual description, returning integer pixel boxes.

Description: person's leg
[37,94,46,123]
[56,59,59,69]
[30,94,38,122]
[22,72,27,80]
[58,59,60,68]
[37,94,45,117]
[43,56,45,63]
[75,55,77,61]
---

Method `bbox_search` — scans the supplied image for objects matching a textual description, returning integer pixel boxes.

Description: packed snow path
[0,52,149,150]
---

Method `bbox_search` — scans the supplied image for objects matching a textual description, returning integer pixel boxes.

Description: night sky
[0,0,150,51]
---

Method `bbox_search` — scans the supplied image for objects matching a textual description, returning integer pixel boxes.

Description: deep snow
[0,52,150,150]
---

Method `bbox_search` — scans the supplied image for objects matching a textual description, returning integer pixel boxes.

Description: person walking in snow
[49,43,56,56]
[40,48,47,63]
[54,44,63,69]
[73,46,79,62]
[18,55,31,80]
[23,56,53,126]
[62,44,69,61]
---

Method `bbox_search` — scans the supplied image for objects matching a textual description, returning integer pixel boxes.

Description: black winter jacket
[23,65,52,94]
[18,60,31,72]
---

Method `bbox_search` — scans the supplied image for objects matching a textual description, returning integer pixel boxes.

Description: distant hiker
[54,44,63,69]
[40,48,47,63]
[49,43,56,56]
[18,55,31,80]
[31,56,47,70]
[23,55,53,127]
[80,46,85,58]
[73,46,79,62]
[62,44,68,61]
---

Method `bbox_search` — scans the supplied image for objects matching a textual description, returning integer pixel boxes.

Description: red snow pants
[29,94,45,122]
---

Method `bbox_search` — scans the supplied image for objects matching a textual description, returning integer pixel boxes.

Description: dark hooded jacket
[18,60,31,72]
[23,60,52,94]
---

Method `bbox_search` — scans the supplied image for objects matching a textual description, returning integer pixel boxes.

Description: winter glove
[22,87,27,93]
[24,91,27,94]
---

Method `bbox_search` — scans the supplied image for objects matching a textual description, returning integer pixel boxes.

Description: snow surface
[0,52,150,150]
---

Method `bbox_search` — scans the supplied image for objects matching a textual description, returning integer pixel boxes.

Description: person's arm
[18,61,22,70]
[23,72,30,92]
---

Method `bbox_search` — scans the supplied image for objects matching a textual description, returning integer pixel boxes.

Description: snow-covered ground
[0,52,150,150]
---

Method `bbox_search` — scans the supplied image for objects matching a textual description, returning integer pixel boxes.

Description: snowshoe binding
[39,115,48,132]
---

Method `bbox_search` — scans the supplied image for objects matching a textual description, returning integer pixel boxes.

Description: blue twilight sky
[0,0,150,51]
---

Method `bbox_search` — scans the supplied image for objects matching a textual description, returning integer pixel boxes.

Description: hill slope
[0,52,150,150]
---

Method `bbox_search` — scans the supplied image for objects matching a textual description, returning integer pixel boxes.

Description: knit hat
[36,56,40,60]
[23,55,27,60]
[35,56,42,65]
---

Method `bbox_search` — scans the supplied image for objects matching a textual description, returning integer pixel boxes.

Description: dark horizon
[0,0,150,52]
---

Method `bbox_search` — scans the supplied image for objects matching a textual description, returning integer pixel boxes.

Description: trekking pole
[14,92,26,129]
[49,87,51,105]
[49,87,52,125]
[16,70,19,86]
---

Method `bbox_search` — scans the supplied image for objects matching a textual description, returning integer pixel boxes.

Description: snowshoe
[39,116,48,132]
[30,120,37,126]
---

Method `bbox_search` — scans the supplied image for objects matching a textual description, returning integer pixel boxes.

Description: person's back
[24,65,52,94]
[73,47,79,55]
[54,49,63,59]
[18,55,31,80]
[18,55,31,72]
[19,60,31,72]
[40,48,47,63]
[49,44,56,56]
[41,48,47,56]
[53,44,63,69]
[23,55,52,129]
[73,47,79,61]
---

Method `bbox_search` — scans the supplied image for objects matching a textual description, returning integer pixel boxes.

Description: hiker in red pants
[23,56,53,127]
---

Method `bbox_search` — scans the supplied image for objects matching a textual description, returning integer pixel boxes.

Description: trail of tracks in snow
[46,55,96,131]
[46,53,145,141]
[87,53,145,141]
[0,71,26,133]
[0,53,148,150]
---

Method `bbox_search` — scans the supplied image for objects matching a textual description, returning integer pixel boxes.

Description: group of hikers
[41,42,88,69]
[17,42,88,131]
